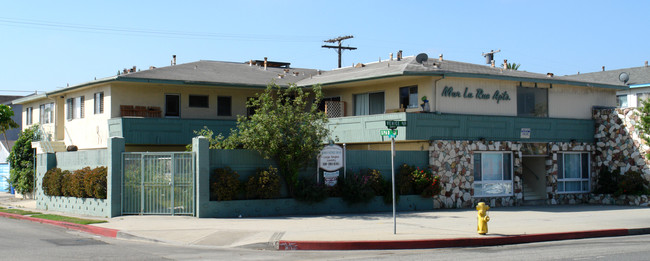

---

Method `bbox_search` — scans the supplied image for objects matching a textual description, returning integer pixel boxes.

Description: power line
[322,35,357,68]
[0,17,326,42]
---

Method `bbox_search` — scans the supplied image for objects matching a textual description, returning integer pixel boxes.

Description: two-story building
[16,53,628,207]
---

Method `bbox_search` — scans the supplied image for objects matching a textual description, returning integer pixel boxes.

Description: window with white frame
[39,103,54,124]
[94,92,104,114]
[66,96,85,120]
[557,152,590,193]
[473,152,513,197]
[25,107,33,125]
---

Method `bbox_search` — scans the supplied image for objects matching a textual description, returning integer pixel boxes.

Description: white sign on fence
[319,145,343,172]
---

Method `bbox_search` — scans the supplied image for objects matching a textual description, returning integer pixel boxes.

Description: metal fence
[122,152,195,216]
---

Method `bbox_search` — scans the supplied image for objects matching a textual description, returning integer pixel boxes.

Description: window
[354,92,384,116]
[473,152,513,197]
[557,152,590,193]
[399,86,418,109]
[39,103,54,124]
[66,96,85,120]
[94,92,104,114]
[25,107,33,125]
[517,86,548,117]
[246,97,258,117]
[189,95,209,108]
[217,96,232,116]
[616,95,628,108]
[165,94,180,117]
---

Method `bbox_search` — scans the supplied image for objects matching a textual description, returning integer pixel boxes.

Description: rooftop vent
[247,58,291,69]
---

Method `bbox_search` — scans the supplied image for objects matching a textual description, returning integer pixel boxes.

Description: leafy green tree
[506,62,521,70]
[638,99,650,159]
[224,83,330,196]
[0,104,19,146]
[8,125,39,195]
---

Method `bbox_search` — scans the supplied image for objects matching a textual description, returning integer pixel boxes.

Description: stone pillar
[107,137,125,217]
[193,136,209,218]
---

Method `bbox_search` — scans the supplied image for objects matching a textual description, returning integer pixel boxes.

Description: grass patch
[0,207,42,215]
[30,214,107,225]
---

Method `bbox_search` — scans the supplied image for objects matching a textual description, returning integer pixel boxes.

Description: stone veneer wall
[593,108,650,180]
[429,141,524,209]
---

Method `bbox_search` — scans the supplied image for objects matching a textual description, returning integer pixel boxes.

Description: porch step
[31,141,67,154]
[523,183,543,201]
[522,199,545,206]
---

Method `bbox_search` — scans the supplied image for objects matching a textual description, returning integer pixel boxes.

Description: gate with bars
[122,152,195,216]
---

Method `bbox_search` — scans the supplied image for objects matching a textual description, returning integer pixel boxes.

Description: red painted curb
[0,211,118,238]
[278,229,633,250]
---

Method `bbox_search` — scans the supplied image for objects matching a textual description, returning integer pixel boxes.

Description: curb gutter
[278,228,649,250]
[0,211,118,238]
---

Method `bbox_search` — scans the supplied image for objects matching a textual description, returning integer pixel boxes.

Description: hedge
[42,166,107,199]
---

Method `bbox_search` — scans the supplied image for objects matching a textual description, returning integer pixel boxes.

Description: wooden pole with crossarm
[322,35,357,68]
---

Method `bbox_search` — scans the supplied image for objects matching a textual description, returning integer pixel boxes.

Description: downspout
[433,75,445,113]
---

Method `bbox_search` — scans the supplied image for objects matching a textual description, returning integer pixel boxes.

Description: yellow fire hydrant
[476,202,490,235]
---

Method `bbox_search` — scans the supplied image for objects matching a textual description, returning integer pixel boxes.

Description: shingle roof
[118,60,318,87]
[559,66,650,86]
[297,56,627,90]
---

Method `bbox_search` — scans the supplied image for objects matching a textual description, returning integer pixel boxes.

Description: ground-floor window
[473,152,513,197]
[557,152,590,193]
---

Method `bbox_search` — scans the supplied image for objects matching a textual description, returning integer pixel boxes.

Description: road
[1,217,648,260]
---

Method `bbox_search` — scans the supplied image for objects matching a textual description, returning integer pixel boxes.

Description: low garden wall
[35,150,110,217]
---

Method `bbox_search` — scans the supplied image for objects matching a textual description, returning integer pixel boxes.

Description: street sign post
[385,120,407,129]
[379,129,398,138]
[381,120,407,235]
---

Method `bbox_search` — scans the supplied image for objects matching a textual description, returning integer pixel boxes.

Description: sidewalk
[1,192,649,250]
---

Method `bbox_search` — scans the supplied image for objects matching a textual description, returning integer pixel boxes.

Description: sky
[1,0,649,96]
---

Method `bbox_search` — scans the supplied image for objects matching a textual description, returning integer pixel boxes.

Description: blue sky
[1,0,649,95]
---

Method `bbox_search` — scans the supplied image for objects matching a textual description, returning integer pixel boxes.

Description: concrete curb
[0,211,119,238]
[277,228,650,250]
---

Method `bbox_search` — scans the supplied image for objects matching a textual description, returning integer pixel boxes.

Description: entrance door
[122,152,195,215]
[521,156,546,203]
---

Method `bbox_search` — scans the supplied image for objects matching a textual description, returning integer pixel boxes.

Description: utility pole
[322,35,357,68]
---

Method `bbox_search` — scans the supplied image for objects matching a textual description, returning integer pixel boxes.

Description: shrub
[294,178,328,204]
[61,170,74,197]
[43,168,65,197]
[616,170,650,196]
[413,168,442,198]
[338,172,376,205]
[210,167,240,201]
[84,167,107,199]
[594,168,619,194]
[245,166,281,199]
[70,168,89,198]
[396,163,416,195]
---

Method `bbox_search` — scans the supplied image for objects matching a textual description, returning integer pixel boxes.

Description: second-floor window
[67,96,85,120]
[517,86,548,117]
[354,92,384,116]
[217,96,232,116]
[189,95,209,108]
[94,92,104,114]
[399,86,418,109]
[25,107,33,125]
[39,103,54,124]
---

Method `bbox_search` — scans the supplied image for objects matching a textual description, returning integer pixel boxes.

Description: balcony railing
[325,101,345,118]
[120,105,162,118]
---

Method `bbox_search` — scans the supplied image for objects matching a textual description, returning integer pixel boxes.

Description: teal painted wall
[406,113,595,143]
[109,118,237,145]
[35,151,110,217]
[327,113,408,143]
[346,150,429,179]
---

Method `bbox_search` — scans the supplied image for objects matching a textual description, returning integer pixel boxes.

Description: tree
[0,104,19,146]
[506,62,521,70]
[8,125,39,195]
[638,99,650,159]
[224,83,330,196]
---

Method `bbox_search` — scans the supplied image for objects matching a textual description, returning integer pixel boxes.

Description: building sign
[520,128,531,139]
[323,171,339,187]
[441,86,511,104]
[319,145,343,172]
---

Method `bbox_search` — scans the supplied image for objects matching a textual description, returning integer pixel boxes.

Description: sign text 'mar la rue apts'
[441,86,511,104]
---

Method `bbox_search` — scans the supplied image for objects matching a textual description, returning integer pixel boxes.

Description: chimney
[491,60,495,68]
[646,61,648,67]
[503,59,508,69]
[132,66,136,72]
[172,55,177,66]
[389,53,393,61]
[264,57,268,70]
[547,72,554,77]
[439,54,443,61]
[249,59,253,66]
[397,50,402,61]
[149,66,156,70]
[602,66,605,71]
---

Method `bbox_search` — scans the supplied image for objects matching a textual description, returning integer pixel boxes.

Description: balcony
[327,112,595,144]
[108,118,237,145]
[120,105,162,118]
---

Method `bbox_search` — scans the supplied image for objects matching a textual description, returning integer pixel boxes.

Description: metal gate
[122,152,195,215]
